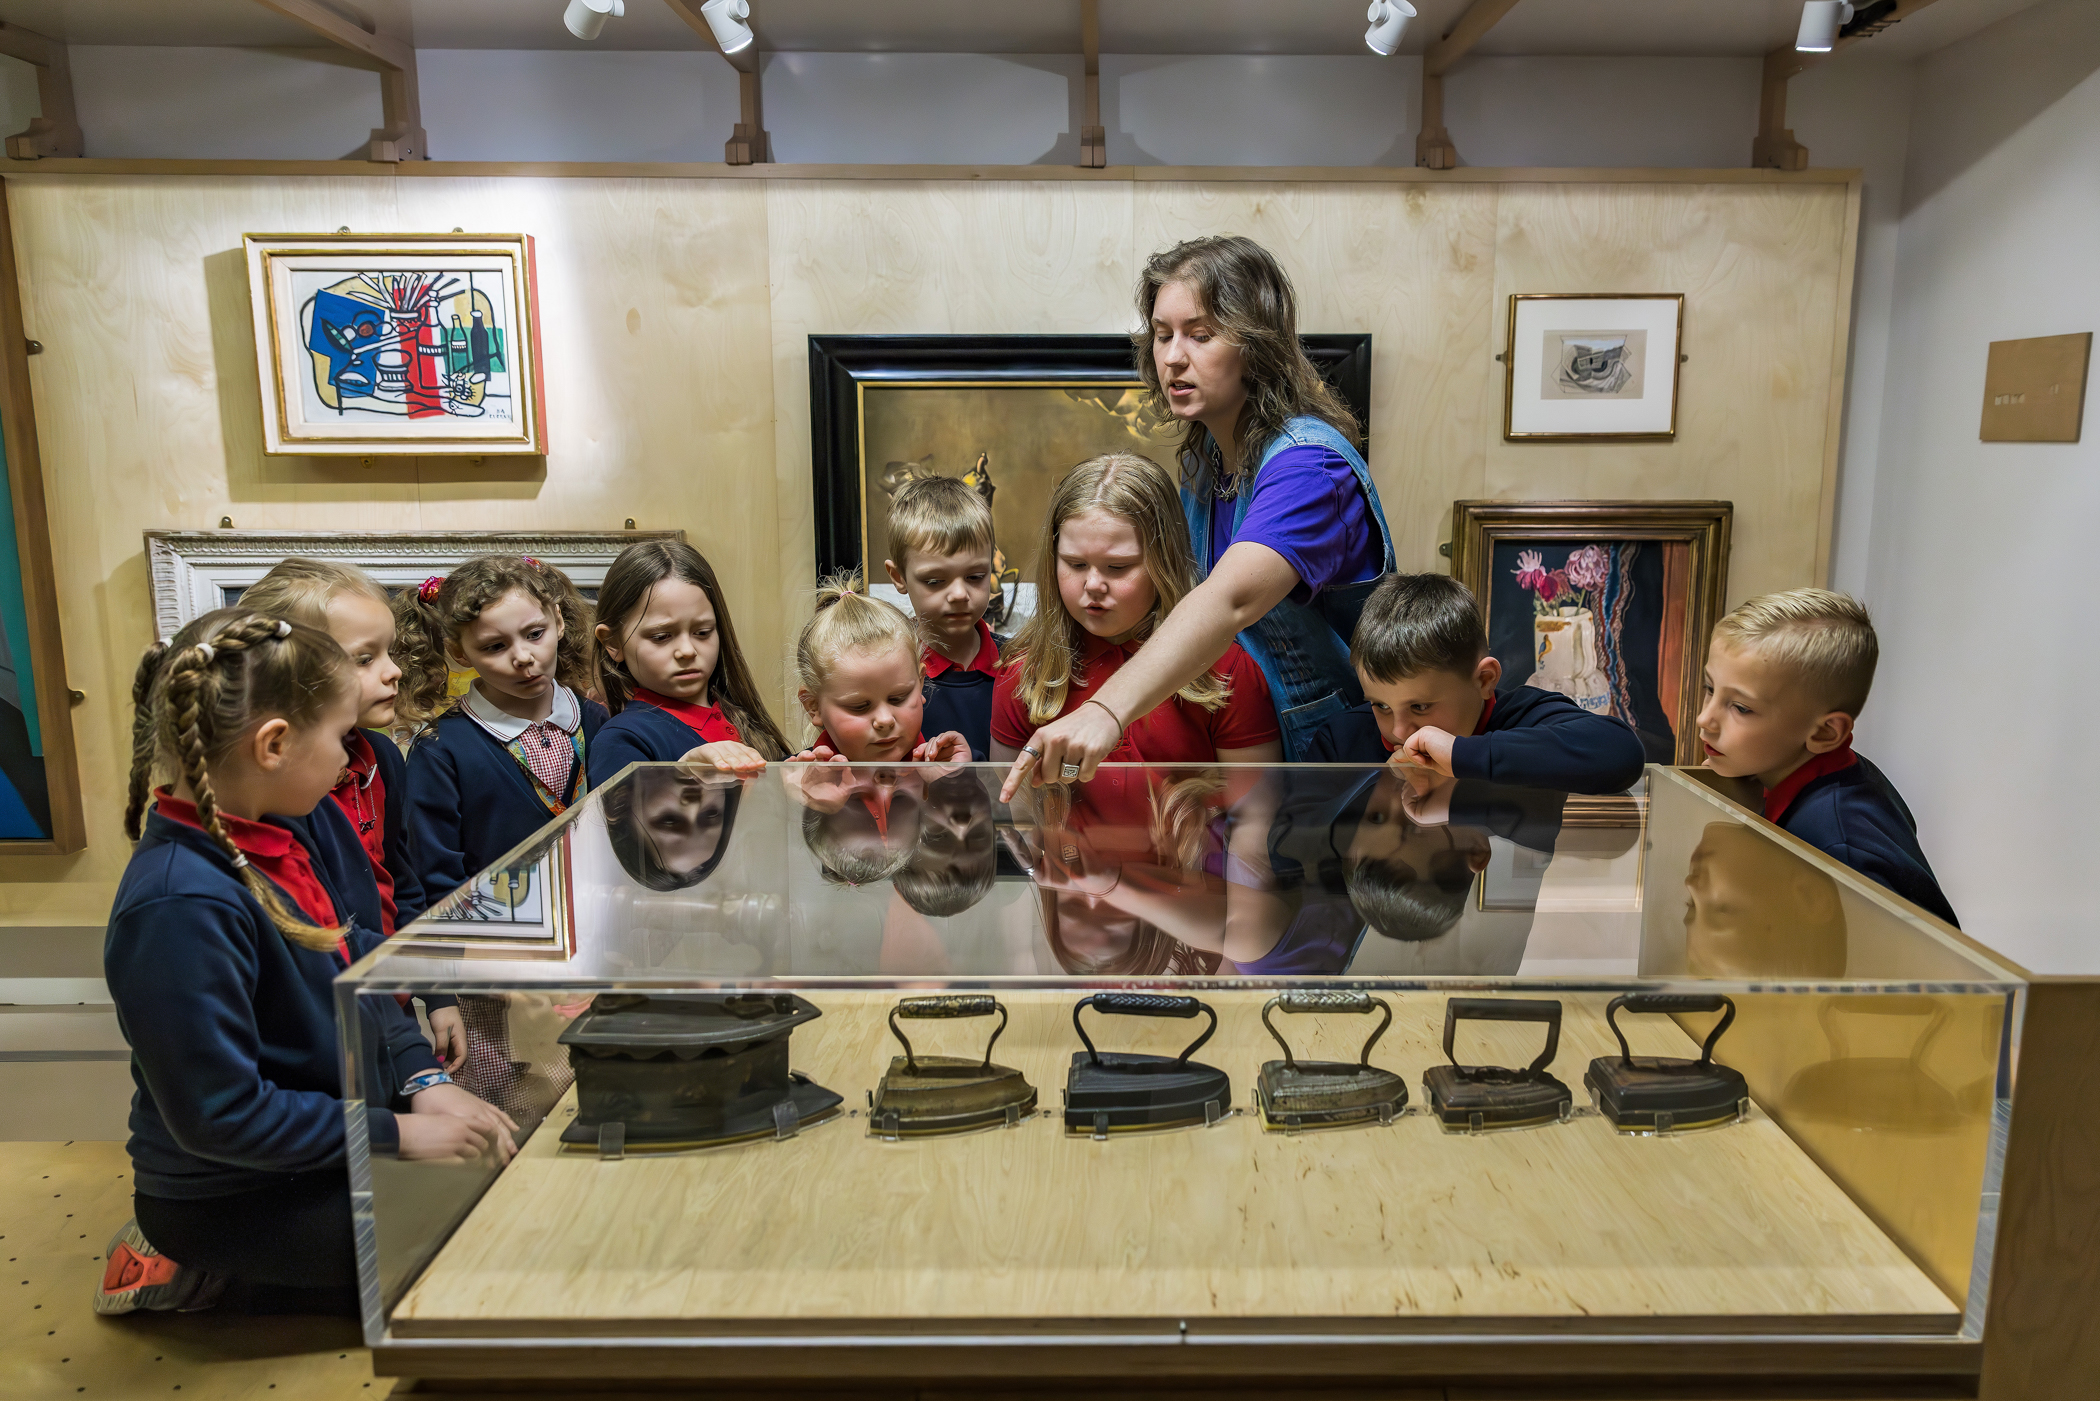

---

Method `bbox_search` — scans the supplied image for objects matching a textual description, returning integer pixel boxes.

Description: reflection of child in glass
[1343,768,1493,942]
[1304,572,1646,794]
[1697,589,1956,927]
[602,767,742,892]
[792,762,927,886]
[1684,820,1847,978]
[892,769,998,917]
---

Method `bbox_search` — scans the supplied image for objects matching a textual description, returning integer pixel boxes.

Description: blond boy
[883,476,1001,761]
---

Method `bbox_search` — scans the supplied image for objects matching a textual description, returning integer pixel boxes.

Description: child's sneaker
[93,1219,225,1315]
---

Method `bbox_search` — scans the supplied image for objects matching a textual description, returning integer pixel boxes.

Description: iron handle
[889,995,1009,1072]
[1263,991,1393,1070]
[1442,996,1562,1074]
[1607,992,1736,1066]
[1073,992,1218,1067]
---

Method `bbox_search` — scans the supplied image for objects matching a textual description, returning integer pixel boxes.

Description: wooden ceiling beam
[1417,0,1524,170]
[1080,0,1104,169]
[663,0,770,164]
[1754,0,1945,169]
[250,0,425,160]
[0,22,83,159]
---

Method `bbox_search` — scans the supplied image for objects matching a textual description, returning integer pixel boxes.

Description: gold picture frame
[1503,293,1685,442]
[243,232,547,457]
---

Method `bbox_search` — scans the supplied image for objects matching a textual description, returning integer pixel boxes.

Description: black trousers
[133,1168,360,1317]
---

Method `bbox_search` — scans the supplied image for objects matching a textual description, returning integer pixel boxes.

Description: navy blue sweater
[587,702,705,789]
[364,728,428,927]
[1302,685,1646,794]
[1778,754,1959,928]
[106,805,440,1200]
[404,701,607,913]
[921,666,998,762]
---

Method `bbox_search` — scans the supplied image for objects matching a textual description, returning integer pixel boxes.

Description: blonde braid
[123,640,171,841]
[165,618,346,954]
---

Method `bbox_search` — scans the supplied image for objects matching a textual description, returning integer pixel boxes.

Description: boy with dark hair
[1697,588,1956,927]
[1303,573,1646,794]
[884,476,1002,761]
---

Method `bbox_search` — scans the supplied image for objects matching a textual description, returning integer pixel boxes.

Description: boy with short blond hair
[883,475,1002,760]
[1697,588,1957,927]
[1304,573,1645,794]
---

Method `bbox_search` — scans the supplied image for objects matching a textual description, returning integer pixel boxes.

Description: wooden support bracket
[250,0,426,161]
[664,0,770,164]
[1079,0,1105,169]
[1417,0,1523,170]
[1753,0,1945,169]
[0,23,83,160]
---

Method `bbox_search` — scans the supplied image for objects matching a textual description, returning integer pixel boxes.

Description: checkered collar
[460,681,581,744]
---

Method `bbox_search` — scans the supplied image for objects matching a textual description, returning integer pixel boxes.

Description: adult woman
[1002,236,1394,798]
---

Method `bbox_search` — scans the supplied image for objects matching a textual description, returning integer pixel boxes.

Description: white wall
[71,46,384,160]
[1850,0,2100,972]
[1446,57,1759,169]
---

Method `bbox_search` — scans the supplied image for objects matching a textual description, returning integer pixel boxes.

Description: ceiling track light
[564,0,624,41]
[1794,0,1853,52]
[701,0,755,55]
[1365,0,1417,56]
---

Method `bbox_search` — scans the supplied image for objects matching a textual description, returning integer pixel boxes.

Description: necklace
[1211,469,1242,502]
[336,768,377,835]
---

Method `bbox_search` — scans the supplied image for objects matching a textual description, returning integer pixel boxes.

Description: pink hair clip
[522,555,542,571]
[418,575,444,601]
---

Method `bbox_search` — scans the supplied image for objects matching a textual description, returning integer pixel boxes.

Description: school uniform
[1764,743,1959,928]
[405,683,604,910]
[106,793,442,1313]
[1302,685,1646,795]
[991,634,1280,766]
[587,688,743,788]
[330,729,426,931]
[920,621,1002,762]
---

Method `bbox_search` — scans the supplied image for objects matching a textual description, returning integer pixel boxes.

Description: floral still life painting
[245,233,546,456]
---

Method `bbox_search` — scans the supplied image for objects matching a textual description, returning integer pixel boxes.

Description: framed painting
[809,334,1372,631]
[1504,293,1684,441]
[243,233,547,457]
[405,838,577,961]
[1449,501,1731,767]
[0,185,82,851]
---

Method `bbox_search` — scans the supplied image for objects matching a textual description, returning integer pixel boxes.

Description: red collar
[1762,741,1860,823]
[152,789,298,859]
[337,729,378,791]
[1379,692,1496,754]
[1082,631,1142,665]
[632,687,742,745]
[924,620,1000,680]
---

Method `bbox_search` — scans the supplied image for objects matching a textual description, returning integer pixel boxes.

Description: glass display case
[339,760,2025,1386]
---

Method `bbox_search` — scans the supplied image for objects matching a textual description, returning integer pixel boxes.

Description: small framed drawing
[243,232,546,457]
[1449,500,1731,767]
[1504,294,1684,441]
[409,838,576,960]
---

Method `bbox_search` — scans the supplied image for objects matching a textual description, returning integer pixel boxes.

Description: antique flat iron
[1063,992,1231,1138]
[1585,993,1751,1134]
[1254,990,1408,1133]
[1422,997,1572,1133]
[867,994,1038,1139]
[558,992,842,1154]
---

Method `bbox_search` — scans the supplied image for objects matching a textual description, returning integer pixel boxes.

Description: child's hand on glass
[682,741,767,775]
[1395,726,1458,778]
[786,744,847,764]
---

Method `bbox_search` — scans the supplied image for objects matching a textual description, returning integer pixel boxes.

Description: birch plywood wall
[0,172,1855,910]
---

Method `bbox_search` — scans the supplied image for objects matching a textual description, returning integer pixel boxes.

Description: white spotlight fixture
[1364,0,1417,56]
[564,0,623,41]
[1795,1,1854,52]
[701,0,755,55]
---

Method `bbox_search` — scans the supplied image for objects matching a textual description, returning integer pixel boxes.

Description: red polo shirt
[631,688,744,745]
[329,730,396,934]
[923,620,1000,680]
[1762,741,1860,823]
[991,634,1278,765]
[153,789,348,964]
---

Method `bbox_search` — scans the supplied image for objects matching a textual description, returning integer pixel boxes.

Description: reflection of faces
[1055,508,1156,641]
[1685,821,1846,977]
[804,766,925,884]
[914,779,995,881]
[1357,659,1499,753]
[1697,639,1852,788]
[1346,772,1492,878]
[632,771,732,880]
[800,643,926,764]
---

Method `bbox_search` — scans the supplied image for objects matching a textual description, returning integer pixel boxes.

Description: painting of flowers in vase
[1490,539,1692,765]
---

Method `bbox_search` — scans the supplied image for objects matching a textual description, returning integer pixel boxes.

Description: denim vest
[1180,415,1396,760]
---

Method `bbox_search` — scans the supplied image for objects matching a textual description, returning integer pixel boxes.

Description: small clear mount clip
[597,1120,625,1161]
[772,1099,802,1142]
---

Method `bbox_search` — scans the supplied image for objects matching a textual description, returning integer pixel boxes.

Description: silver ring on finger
[1020,744,1042,759]
[1060,762,1083,780]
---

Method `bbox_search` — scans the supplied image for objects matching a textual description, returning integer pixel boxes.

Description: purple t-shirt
[1209,444,1381,605]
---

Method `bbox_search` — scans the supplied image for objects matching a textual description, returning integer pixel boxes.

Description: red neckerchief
[631,687,743,745]
[1379,692,1497,754]
[812,729,924,761]
[152,789,348,964]
[330,730,395,935]
[923,621,1000,680]
[1762,740,1860,823]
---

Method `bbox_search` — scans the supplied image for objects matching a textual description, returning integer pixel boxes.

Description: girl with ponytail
[99,608,517,1319]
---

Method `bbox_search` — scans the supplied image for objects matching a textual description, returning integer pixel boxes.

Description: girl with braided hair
[99,608,517,1318]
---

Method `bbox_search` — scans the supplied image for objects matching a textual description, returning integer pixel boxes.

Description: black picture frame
[808,333,1372,579]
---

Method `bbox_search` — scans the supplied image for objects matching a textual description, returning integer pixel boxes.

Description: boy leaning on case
[1302,573,1646,795]
[1695,588,1958,928]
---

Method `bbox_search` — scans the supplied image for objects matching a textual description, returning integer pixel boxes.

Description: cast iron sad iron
[867,994,1038,1139]
[558,992,843,1155]
[1063,992,1231,1138]
[1422,997,1573,1133]
[1584,993,1751,1134]
[1254,990,1408,1133]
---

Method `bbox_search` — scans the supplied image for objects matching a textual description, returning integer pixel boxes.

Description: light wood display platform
[391,991,1954,1341]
